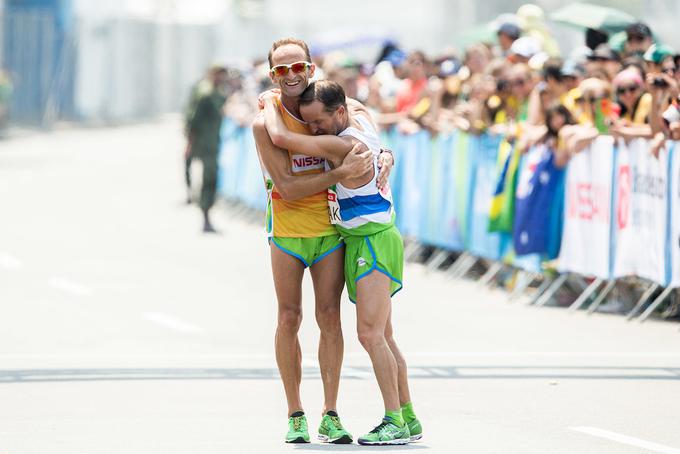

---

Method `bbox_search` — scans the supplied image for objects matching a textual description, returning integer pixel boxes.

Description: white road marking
[48,277,93,296]
[2,352,679,362]
[301,358,318,368]
[0,353,273,360]
[342,367,373,379]
[570,427,680,454]
[458,367,677,377]
[430,368,452,377]
[0,252,23,270]
[143,312,203,334]
[344,351,680,358]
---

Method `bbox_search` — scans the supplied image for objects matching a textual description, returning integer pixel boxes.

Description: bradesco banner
[558,136,615,279]
[467,133,504,260]
[671,141,680,287]
[613,138,669,284]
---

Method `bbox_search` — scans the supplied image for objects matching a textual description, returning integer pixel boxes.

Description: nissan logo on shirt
[291,155,325,172]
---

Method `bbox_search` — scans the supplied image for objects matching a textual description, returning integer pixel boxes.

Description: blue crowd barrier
[218,120,680,289]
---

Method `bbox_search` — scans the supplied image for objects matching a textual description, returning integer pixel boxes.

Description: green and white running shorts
[343,225,403,304]
[270,234,344,268]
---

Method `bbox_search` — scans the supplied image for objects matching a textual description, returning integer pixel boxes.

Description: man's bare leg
[385,305,422,442]
[271,244,306,416]
[385,307,412,406]
[356,271,400,412]
[309,246,345,415]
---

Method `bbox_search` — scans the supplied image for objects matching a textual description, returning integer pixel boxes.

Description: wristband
[379,148,395,165]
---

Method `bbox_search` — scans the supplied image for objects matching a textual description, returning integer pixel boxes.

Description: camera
[653,76,669,88]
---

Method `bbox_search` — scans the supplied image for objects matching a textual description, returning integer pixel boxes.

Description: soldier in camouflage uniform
[187,66,228,233]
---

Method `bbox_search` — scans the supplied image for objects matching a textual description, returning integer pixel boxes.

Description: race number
[327,186,342,224]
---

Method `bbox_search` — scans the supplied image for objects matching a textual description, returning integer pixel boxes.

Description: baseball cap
[511,36,541,59]
[643,43,675,64]
[498,23,521,40]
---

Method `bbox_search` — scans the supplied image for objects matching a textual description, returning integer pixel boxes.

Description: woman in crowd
[610,68,653,140]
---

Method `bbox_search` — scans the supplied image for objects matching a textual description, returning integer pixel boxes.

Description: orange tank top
[265,99,335,238]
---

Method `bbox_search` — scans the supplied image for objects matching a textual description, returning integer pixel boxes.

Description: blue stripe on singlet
[338,193,391,221]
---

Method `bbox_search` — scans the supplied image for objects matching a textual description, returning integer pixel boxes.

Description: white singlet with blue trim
[327,114,394,234]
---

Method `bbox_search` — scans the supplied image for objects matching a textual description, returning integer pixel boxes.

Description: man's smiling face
[269,44,315,98]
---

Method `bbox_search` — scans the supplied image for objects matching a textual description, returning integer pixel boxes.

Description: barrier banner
[218,121,245,199]
[419,133,449,247]
[513,144,565,257]
[240,131,268,211]
[613,139,669,284]
[438,131,470,250]
[671,141,680,287]
[558,136,615,279]
[467,133,504,260]
[380,129,404,224]
[393,131,429,238]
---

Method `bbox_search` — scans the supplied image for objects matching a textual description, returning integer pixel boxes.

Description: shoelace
[292,416,304,431]
[329,416,343,430]
[368,420,390,434]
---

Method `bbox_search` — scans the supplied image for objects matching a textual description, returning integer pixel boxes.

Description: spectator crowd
[220,3,680,165]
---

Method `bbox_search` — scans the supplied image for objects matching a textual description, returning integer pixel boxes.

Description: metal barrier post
[568,278,603,312]
[446,252,471,278]
[477,262,504,288]
[587,280,617,314]
[626,283,660,320]
[425,249,450,273]
[534,273,568,307]
[452,255,478,279]
[638,287,675,323]
[404,241,423,263]
[529,276,554,305]
[508,271,535,301]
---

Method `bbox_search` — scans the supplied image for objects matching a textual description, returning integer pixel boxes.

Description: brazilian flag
[488,139,520,233]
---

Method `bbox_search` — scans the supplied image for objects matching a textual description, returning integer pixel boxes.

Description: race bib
[327,186,342,224]
[291,154,325,173]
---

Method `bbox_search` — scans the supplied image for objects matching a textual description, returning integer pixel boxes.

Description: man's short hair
[268,38,312,67]
[626,22,652,39]
[299,80,347,113]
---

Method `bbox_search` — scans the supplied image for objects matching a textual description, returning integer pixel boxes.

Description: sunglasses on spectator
[269,61,312,77]
[616,84,640,95]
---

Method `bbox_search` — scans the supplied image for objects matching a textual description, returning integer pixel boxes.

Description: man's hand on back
[376,149,394,190]
[257,88,281,110]
[338,142,372,179]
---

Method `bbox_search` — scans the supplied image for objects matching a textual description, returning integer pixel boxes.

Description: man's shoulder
[252,111,266,129]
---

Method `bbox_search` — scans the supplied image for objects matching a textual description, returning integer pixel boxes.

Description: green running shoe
[318,411,353,444]
[357,418,410,446]
[407,417,423,442]
[285,412,310,443]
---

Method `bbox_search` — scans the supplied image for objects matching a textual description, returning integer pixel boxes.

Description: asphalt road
[1,119,679,454]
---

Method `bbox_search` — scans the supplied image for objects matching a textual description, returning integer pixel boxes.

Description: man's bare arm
[252,114,371,201]
[262,97,354,162]
[346,97,394,189]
